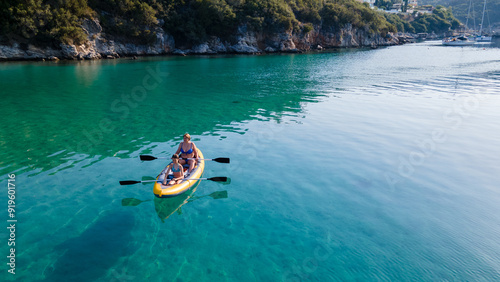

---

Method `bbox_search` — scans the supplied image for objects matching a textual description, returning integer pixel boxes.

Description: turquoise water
[1,41,500,281]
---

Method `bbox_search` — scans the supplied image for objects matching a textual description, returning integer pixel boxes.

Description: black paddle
[119,177,228,186]
[139,155,161,161]
[139,155,230,164]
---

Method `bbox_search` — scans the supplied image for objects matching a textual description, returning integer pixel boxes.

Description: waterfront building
[408,0,418,8]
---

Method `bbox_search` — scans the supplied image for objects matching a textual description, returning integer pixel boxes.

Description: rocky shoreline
[0,19,402,61]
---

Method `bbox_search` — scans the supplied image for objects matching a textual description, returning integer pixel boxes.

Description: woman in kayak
[162,154,184,185]
[175,133,199,174]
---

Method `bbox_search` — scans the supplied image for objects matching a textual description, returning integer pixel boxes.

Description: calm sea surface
[1,40,500,281]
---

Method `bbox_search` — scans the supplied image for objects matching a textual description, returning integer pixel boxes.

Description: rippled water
[1,40,500,281]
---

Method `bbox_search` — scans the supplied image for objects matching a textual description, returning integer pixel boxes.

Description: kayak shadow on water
[42,210,136,281]
[153,185,198,222]
[121,180,229,222]
[154,189,229,222]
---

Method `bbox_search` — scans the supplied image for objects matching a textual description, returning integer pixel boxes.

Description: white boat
[449,0,492,46]
[442,36,475,46]
[475,0,492,44]
[475,35,492,44]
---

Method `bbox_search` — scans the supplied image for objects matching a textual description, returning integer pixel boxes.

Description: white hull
[442,38,475,46]
[476,36,492,43]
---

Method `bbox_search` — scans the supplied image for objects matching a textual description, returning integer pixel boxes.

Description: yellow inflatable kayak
[153,148,205,198]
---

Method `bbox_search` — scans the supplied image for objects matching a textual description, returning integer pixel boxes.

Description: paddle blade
[207,177,228,182]
[120,180,141,185]
[213,158,230,164]
[140,155,157,161]
[209,191,228,199]
[122,198,144,206]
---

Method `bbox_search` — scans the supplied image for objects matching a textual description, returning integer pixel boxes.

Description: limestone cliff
[0,19,399,61]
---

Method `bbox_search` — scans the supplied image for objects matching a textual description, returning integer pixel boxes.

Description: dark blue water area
[41,210,136,281]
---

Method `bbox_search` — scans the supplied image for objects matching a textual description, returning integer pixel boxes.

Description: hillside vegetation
[419,0,500,28]
[383,5,460,33]
[0,0,460,48]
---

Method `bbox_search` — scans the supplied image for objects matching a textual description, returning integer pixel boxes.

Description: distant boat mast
[479,0,487,36]
[464,0,477,32]
[465,0,472,30]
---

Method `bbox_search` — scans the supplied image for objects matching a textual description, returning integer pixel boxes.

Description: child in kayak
[162,154,184,185]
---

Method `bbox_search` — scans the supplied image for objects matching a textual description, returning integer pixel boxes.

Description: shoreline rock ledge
[0,19,400,61]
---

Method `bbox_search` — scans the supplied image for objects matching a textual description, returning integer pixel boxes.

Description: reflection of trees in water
[1,55,326,174]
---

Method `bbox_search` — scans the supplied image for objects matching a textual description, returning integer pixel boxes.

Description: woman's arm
[162,165,172,184]
[175,143,181,155]
[192,143,199,158]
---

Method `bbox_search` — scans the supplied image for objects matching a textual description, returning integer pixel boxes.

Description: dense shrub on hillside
[1,0,93,45]
[241,0,297,32]
[420,0,500,26]
[384,13,406,32]
[162,0,237,44]
[0,0,462,47]
[88,0,158,43]
[410,6,460,33]
[320,0,395,34]
[288,0,323,24]
[375,0,393,10]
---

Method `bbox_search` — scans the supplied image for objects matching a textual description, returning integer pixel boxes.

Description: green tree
[3,0,464,49]
[411,21,427,33]
[375,0,393,10]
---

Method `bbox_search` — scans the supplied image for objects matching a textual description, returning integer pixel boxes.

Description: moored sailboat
[442,36,475,46]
